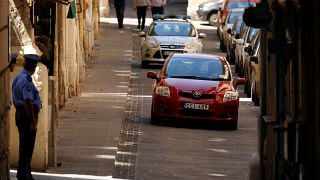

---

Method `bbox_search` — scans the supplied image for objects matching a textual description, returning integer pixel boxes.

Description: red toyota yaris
[147,53,245,129]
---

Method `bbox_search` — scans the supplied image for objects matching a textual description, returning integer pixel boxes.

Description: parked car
[238,27,259,76]
[243,30,260,101]
[234,22,249,75]
[147,53,246,129]
[140,15,206,68]
[249,50,260,106]
[226,17,244,64]
[217,0,259,38]
[196,0,224,25]
[219,8,244,53]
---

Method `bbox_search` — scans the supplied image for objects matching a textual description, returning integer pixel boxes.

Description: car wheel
[254,96,260,106]
[235,61,239,73]
[230,120,238,130]
[220,39,226,52]
[141,61,148,68]
[229,53,235,65]
[208,12,218,26]
[151,103,160,125]
[252,83,260,106]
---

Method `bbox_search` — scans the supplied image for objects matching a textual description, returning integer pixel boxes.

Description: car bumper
[152,95,239,121]
[141,47,196,62]
[196,9,210,21]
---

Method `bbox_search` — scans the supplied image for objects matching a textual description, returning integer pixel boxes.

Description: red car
[147,53,246,129]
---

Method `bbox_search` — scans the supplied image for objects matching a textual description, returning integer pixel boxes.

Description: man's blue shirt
[12,69,42,109]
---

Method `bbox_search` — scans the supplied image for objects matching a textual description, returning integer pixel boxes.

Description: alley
[10,1,259,180]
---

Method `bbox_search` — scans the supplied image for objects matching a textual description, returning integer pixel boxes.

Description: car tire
[151,103,160,125]
[208,12,218,26]
[230,120,238,130]
[252,83,260,106]
[220,39,226,52]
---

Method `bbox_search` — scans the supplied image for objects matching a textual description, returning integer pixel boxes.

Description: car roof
[171,53,226,62]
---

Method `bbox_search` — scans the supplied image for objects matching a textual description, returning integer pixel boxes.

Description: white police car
[139,15,206,68]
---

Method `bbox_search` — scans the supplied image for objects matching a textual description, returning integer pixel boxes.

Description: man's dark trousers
[16,107,38,179]
[114,0,125,28]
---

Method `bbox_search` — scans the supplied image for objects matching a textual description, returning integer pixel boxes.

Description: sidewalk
[10,15,134,180]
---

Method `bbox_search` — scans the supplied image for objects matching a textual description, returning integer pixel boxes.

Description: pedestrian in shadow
[12,54,42,180]
[148,0,166,16]
[114,0,126,28]
[132,0,149,31]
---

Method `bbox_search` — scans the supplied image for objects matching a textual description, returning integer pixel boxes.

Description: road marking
[208,138,226,142]
[114,161,133,167]
[209,173,226,177]
[206,148,229,153]
[95,155,116,159]
[10,170,118,179]
[81,93,128,97]
[116,151,136,155]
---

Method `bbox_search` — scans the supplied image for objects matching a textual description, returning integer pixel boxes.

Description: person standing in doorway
[132,0,149,30]
[12,54,42,180]
[148,0,166,16]
[114,0,126,28]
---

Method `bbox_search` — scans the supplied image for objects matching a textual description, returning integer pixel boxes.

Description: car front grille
[179,91,215,99]
[160,45,185,49]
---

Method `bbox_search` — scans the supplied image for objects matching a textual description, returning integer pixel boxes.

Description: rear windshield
[166,58,230,81]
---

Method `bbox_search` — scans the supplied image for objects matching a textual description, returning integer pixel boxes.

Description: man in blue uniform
[12,54,42,180]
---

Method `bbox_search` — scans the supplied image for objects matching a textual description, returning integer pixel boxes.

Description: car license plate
[184,103,209,110]
[163,51,174,55]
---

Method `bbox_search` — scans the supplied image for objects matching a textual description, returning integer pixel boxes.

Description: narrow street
[10,1,259,180]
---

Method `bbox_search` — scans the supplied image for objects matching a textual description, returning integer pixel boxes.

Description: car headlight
[185,41,198,51]
[146,40,158,48]
[155,86,170,97]
[223,91,239,102]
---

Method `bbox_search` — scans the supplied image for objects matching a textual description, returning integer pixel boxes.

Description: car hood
[199,0,223,8]
[164,78,233,93]
[148,36,197,46]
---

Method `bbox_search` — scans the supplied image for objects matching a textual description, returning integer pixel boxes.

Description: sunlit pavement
[10,170,122,180]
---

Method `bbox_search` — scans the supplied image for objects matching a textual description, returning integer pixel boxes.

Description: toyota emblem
[193,92,201,98]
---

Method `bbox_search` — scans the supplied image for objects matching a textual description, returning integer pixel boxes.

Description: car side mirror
[147,71,158,80]
[139,31,146,37]
[236,39,244,45]
[244,45,253,53]
[199,33,206,38]
[227,28,232,34]
[250,56,259,64]
[235,33,240,39]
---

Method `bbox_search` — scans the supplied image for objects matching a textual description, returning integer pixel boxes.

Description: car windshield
[227,2,256,9]
[148,22,196,37]
[227,11,244,24]
[166,57,230,81]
